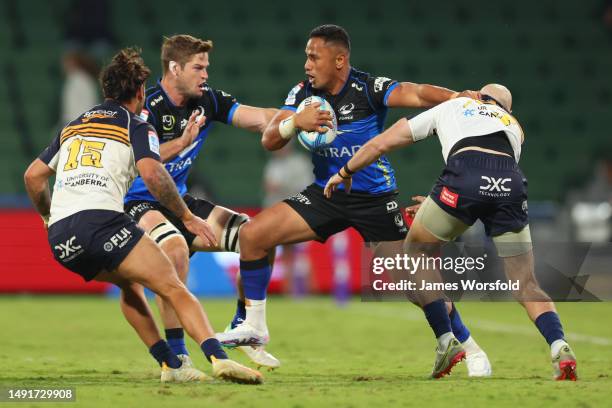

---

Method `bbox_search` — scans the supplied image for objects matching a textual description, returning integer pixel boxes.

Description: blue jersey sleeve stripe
[281,106,297,111]
[383,82,399,106]
[226,102,240,124]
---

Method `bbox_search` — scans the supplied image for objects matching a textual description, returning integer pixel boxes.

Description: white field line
[345,304,612,347]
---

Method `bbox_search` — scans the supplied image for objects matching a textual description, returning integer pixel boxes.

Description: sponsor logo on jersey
[338,103,355,120]
[54,236,84,261]
[479,176,511,198]
[351,82,363,92]
[522,200,528,214]
[149,94,163,107]
[373,77,392,93]
[315,144,363,158]
[284,83,304,105]
[440,186,458,208]
[162,115,175,131]
[148,130,160,155]
[82,109,117,122]
[140,109,149,121]
[166,157,193,172]
[103,227,133,252]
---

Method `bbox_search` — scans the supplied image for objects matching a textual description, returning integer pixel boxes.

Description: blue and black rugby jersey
[124,80,239,202]
[282,68,399,194]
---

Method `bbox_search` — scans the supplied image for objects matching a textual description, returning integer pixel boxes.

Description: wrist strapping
[279,115,298,140]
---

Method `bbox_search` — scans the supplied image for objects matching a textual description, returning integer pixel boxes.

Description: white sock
[437,332,454,350]
[462,336,482,355]
[550,339,568,357]
[244,298,267,332]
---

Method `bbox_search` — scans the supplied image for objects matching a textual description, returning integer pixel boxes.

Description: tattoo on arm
[147,165,188,219]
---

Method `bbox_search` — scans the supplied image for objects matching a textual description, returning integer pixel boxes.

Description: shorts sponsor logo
[440,186,458,208]
[393,213,408,232]
[479,176,511,198]
[54,236,83,261]
[128,202,155,218]
[103,228,133,252]
[288,193,311,205]
[386,200,398,213]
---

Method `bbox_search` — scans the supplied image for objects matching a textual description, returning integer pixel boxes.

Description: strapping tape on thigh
[221,213,249,253]
[149,222,181,245]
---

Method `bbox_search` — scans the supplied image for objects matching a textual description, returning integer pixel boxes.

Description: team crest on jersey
[148,130,160,155]
[284,83,304,105]
[162,115,175,131]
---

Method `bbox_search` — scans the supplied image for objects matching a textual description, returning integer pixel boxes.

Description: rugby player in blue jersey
[218,24,491,377]
[123,35,279,370]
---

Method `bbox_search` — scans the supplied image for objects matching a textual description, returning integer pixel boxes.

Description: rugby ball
[296,96,337,152]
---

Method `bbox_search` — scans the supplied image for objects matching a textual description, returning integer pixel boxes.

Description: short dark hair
[100,47,151,103]
[161,34,213,74]
[309,24,351,53]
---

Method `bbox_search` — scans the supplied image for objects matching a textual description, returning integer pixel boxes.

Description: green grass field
[1,296,611,408]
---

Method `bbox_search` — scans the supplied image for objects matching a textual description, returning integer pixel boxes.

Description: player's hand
[404,195,426,218]
[453,90,480,100]
[294,102,334,133]
[180,111,206,148]
[324,173,352,198]
[182,213,218,248]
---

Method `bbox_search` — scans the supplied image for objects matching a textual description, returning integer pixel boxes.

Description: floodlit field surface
[2,296,611,407]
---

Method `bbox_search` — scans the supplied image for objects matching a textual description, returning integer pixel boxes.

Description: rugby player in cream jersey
[325,84,578,381]
[24,48,262,385]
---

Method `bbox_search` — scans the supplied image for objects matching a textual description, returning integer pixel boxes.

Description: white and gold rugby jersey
[408,97,524,162]
[39,100,161,226]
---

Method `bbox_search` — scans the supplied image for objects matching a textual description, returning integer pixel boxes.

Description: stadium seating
[1,0,610,204]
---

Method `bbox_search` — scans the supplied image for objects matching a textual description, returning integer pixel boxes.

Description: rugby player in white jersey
[23,48,262,384]
[325,84,578,380]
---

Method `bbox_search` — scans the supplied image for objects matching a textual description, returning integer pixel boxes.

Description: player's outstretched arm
[262,104,333,151]
[137,157,217,247]
[231,105,278,133]
[159,111,205,162]
[24,158,55,228]
[324,118,414,198]
[386,82,463,108]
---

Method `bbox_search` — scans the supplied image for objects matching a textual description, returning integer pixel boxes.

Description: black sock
[149,340,182,369]
[165,328,188,356]
[200,338,228,362]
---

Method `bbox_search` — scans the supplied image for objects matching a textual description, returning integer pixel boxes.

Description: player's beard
[177,79,203,100]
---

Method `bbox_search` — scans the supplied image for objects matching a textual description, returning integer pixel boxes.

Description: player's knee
[239,221,268,253]
[161,238,190,280]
